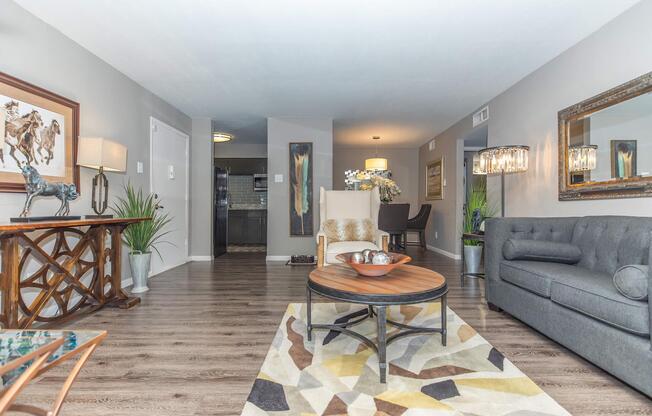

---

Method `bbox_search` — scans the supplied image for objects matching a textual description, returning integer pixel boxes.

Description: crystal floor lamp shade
[473,145,530,217]
[77,137,127,218]
[568,144,597,172]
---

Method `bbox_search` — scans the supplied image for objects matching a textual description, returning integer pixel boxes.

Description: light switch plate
[136,161,144,174]
[274,174,283,183]
[168,165,175,180]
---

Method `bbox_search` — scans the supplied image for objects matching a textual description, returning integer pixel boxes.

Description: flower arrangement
[345,169,401,203]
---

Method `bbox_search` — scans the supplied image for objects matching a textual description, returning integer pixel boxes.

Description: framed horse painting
[0,71,79,193]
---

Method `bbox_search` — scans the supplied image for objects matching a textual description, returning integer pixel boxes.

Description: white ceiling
[15,0,639,147]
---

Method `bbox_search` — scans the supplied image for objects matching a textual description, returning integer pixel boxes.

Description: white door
[150,117,189,276]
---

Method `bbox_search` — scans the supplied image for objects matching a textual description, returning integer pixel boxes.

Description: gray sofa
[486,216,652,397]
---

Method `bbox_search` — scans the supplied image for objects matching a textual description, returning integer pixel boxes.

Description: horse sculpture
[20,165,78,218]
[37,119,60,165]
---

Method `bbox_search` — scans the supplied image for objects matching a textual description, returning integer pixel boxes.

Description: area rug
[241,302,570,416]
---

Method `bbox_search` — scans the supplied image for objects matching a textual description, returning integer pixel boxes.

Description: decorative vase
[464,245,483,275]
[129,252,152,293]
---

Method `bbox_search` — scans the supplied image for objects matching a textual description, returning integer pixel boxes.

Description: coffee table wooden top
[308,264,447,305]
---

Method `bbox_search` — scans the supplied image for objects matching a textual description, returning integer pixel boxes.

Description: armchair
[316,187,389,267]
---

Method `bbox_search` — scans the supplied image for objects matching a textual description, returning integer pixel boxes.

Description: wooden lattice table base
[0,218,145,329]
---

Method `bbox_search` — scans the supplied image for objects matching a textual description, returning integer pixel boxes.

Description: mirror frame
[558,71,652,201]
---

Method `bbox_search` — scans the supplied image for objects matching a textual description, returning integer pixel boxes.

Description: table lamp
[473,145,529,217]
[77,137,127,218]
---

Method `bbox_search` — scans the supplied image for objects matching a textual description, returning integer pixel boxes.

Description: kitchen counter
[229,204,267,210]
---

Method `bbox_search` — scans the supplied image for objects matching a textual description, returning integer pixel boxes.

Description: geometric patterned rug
[241,303,570,416]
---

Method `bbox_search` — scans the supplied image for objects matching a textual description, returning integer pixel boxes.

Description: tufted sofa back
[506,218,576,244]
[571,216,652,275]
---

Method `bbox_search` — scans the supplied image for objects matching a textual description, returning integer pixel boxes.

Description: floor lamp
[473,145,529,217]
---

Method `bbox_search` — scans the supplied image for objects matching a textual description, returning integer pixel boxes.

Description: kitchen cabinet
[215,158,267,175]
[228,210,267,244]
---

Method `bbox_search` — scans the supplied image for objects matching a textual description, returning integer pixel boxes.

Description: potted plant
[113,183,171,293]
[462,181,491,274]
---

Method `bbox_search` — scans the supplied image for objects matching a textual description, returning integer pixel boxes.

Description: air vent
[428,139,436,151]
[473,106,489,127]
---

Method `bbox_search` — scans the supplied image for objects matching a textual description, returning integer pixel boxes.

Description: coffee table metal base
[306,287,447,383]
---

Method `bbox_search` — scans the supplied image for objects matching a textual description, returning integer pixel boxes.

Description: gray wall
[0,0,191,279]
[418,0,652,256]
[418,123,466,258]
[214,142,267,158]
[189,118,213,257]
[486,0,652,217]
[333,147,420,217]
[266,117,333,258]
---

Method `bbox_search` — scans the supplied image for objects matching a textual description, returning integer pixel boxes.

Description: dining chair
[406,204,431,249]
[378,203,410,251]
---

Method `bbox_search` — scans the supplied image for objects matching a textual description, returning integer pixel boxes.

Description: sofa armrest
[485,217,579,302]
[375,229,389,252]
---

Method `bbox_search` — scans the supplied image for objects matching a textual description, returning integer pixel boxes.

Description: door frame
[149,116,190,272]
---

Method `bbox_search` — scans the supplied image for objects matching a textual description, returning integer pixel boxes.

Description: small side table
[0,329,106,415]
[461,232,485,287]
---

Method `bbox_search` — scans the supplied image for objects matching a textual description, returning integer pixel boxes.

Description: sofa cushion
[326,241,379,264]
[503,239,582,264]
[500,261,600,298]
[571,217,652,275]
[322,218,375,244]
[551,273,649,336]
[613,265,649,301]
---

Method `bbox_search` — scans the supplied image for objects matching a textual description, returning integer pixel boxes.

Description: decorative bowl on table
[336,252,412,277]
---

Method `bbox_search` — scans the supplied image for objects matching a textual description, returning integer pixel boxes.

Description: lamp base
[85,214,113,219]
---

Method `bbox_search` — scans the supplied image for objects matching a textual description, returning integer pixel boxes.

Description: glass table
[0,330,106,415]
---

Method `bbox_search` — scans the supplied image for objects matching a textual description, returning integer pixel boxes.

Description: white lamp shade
[365,158,388,171]
[77,137,127,172]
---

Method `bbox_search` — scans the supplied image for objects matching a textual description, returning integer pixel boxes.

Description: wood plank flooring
[20,249,652,415]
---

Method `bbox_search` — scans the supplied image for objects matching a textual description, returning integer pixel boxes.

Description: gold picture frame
[426,158,444,200]
[0,71,79,193]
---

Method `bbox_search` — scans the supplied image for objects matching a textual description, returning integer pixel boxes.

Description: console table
[0,218,146,328]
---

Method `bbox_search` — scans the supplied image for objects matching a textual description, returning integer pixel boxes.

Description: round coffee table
[307,264,448,383]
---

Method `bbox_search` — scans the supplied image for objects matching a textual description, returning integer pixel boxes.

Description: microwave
[253,174,267,191]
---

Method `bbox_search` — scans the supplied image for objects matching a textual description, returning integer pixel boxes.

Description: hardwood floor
[21,249,651,415]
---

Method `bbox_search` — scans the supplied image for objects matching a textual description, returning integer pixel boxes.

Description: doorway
[149,116,190,275]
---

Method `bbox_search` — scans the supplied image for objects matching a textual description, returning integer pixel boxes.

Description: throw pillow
[503,239,582,264]
[322,218,375,244]
[613,265,648,301]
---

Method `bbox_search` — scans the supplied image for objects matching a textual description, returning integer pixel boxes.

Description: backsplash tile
[229,175,267,206]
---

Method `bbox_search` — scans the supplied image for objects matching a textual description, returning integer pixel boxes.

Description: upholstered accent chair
[316,187,389,267]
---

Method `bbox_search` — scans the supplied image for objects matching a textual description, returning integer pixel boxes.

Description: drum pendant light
[365,136,388,171]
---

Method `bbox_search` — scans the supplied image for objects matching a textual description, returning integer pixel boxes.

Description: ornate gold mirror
[558,72,652,200]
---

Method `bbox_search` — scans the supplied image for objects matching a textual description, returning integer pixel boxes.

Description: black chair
[378,203,410,251]
[405,204,431,249]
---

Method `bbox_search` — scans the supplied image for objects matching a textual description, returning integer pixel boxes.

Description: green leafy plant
[112,183,172,257]
[463,180,494,246]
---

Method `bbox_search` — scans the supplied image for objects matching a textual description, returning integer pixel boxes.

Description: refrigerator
[213,166,229,257]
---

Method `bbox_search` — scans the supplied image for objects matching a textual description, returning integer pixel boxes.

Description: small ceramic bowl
[336,252,412,277]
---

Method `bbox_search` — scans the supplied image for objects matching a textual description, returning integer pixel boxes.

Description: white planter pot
[129,252,152,294]
[464,245,483,275]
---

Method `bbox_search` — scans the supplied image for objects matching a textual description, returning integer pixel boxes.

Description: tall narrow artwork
[289,142,313,236]
[0,72,79,193]
[610,139,637,179]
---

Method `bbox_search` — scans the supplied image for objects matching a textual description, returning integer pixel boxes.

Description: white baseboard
[266,255,291,262]
[188,256,212,262]
[426,244,461,260]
